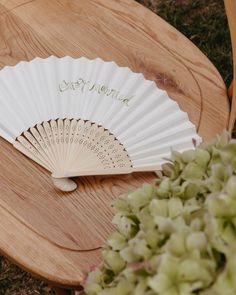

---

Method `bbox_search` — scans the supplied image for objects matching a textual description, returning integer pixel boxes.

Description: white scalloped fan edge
[0,56,201,180]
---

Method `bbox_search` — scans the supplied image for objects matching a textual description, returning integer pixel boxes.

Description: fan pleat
[88,61,116,124]
[29,59,51,122]
[13,63,42,124]
[128,122,196,154]
[131,136,197,166]
[98,66,134,128]
[0,70,31,136]
[41,56,58,120]
[0,124,15,143]
[103,72,152,132]
[123,111,190,149]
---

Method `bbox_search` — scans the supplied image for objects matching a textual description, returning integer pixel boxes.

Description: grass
[0,257,52,295]
[137,0,233,86]
[0,0,233,294]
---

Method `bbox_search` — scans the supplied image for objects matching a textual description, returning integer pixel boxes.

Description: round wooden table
[0,0,230,291]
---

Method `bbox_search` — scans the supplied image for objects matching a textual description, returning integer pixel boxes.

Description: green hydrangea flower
[85,132,236,295]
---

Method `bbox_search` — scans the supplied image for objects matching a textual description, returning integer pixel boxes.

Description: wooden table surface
[0,0,230,289]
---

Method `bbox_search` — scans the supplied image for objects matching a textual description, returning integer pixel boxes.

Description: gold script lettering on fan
[0,56,201,192]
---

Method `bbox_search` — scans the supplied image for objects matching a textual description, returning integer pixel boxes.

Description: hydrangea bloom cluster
[85,132,236,295]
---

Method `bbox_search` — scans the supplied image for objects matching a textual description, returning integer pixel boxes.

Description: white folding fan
[0,56,201,191]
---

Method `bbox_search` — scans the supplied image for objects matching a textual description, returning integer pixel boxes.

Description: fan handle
[51,177,77,192]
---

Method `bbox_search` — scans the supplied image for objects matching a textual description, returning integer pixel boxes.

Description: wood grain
[0,0,230,139]
[224,0,236,132]
[0,0,231,288]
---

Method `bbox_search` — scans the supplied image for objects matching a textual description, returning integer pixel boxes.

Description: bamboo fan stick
[52,166,162,178]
